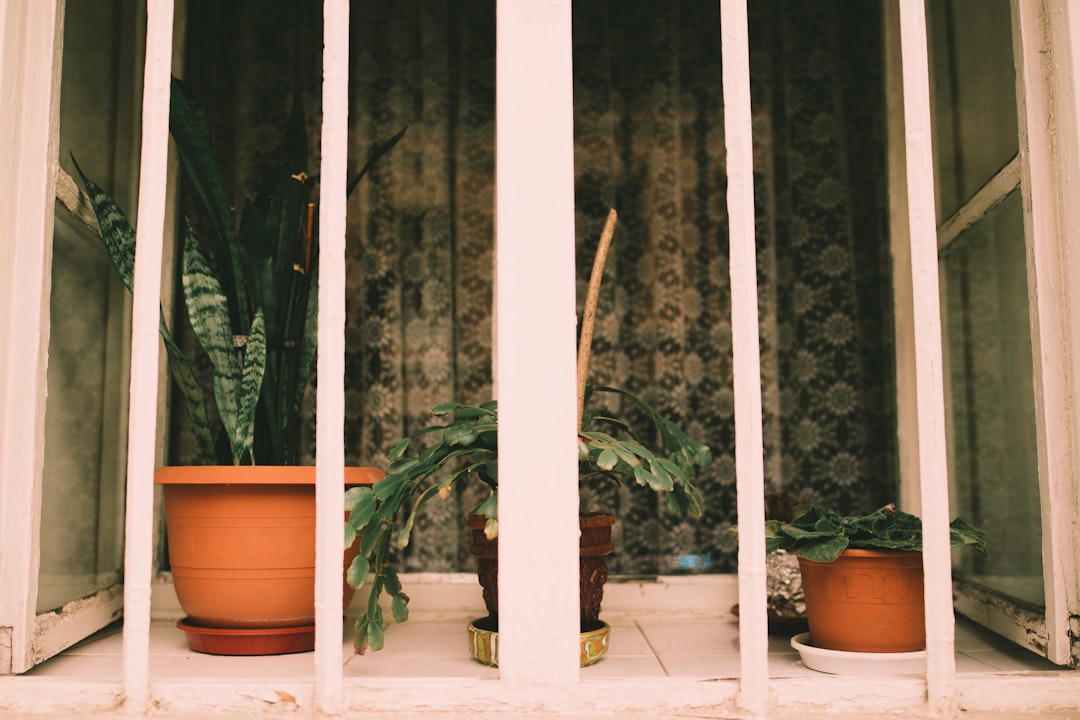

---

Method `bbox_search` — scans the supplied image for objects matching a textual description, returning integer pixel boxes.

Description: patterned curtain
[178,0,895,575]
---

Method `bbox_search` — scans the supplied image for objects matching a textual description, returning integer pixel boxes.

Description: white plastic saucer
[790,632,927,675]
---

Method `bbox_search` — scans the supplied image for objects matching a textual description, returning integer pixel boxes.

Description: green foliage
[74,78,404,465]
[344,386,713,652]
[759,503,988,563]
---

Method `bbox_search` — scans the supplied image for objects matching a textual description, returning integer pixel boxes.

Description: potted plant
[344,211,713,664]
[762,503,987,654]
[73,77,404,654]
[732,489,809,636]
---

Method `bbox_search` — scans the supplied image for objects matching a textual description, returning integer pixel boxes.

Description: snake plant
[74,77,404,465]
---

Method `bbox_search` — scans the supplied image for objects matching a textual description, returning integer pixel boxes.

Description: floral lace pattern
[176,0,895,575]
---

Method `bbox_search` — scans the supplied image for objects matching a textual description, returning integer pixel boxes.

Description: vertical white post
[122,0,174,710]
[896,0,956,713]
[315,0,349,711]
[884,0,922,519]
[720,0,769,714]
[494,0,580,683]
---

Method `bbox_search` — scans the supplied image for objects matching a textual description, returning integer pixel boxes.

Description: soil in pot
[797,548,925,653]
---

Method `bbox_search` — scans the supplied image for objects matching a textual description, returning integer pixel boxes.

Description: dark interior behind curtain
[177,0,894,575]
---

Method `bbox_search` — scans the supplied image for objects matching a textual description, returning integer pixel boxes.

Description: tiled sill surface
[27,610,1060,681]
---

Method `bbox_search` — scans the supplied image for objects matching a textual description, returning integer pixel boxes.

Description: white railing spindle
[122,0,174,710]
[494,0,580,682]
[315,0,350,711]
[720,0,769,714]
[896,0,956,713]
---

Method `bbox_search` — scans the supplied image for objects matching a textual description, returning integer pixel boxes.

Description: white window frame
[888,0,1080,668]
[3,0,1080,716]
[0,0,67,676]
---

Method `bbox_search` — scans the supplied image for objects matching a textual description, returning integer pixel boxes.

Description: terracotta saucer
[177,618,315,655]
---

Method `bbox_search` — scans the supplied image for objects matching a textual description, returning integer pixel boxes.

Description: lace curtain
[178,0,895,574]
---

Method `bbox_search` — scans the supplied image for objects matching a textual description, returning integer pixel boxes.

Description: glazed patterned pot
[467,617,611,668]
[465,512,616,666]
[467,512,616,630]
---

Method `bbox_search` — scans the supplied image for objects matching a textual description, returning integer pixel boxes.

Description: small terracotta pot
[466,512,616,630]
[156,465,381,629]
[798,548,925,653]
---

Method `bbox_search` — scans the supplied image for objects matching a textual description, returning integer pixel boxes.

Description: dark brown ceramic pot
[466,512,616,631]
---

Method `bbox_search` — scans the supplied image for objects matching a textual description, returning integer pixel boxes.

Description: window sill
[6,574,1076,718]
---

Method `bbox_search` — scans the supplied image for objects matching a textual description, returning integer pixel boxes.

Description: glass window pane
[927,0,1018,221]
[38,211,127,613]
[942,189,1043,606]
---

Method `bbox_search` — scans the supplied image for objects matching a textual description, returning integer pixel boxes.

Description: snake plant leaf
[182,231,241,461]
[292,264,318,420]
[346,126,408,197]
[233,309,266,463]
[70,155,135,293]
[238,203,277,338]
[160,312,218,462]
[72,156,221,463]
[170,77,250,339]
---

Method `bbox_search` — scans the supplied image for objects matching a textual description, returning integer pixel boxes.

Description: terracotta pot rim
[797,547,923,563]
[154,465,383,486]
[836,548,922,558]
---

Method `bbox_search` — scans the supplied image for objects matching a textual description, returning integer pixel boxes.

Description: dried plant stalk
[577,208,618,428]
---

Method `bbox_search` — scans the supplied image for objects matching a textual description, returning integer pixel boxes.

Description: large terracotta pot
[798,548,925,653]
[156,466,381,630]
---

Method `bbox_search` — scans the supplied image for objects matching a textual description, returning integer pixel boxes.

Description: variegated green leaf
[160,311,218,462]
[234,309,266,463]
[182,231,240,460]
[70,155,135,293]
[72,157,220,463]
[171,78,250,338]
